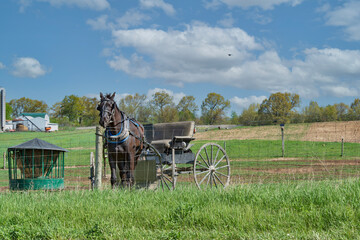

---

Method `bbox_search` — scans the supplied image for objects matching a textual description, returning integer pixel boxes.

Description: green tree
[201,93,230,125]
[177,96,198,121]
[230,111,239,125]
[52,95,84,124]
[151,91,178,123]
[334,103,350,121]
[350,98,360,120]
[239,103,259,126]
[118,93,151,123]
[81,96,99,126]
[9,97,48,118]
[303,101,322,123]
[6,103,13,120]
[321,105,337,122]
[258,92,300,124]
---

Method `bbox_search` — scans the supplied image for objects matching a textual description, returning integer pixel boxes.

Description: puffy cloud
[87,15,110,30]
[34,0,110,11]
[231,95,267,110]
[0,62,5,69]
[11,57,48,78]
[213,0,303,10]
[115,9,151,29]
[140,0,175,16]
[105,23,360,99]
[87,10,151,31]
[218,13,235,27]
[324,1,360,41]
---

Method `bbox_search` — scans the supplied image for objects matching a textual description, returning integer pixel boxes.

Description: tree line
[7,92,360,127]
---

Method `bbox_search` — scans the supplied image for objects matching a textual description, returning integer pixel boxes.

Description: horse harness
[105,111,144,144]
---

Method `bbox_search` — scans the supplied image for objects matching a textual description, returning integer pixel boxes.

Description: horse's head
[97,92,116,128]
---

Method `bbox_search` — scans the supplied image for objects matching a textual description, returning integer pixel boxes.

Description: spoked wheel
[158,160,176,191]
[145,143,175,190]
[194,143,230,189]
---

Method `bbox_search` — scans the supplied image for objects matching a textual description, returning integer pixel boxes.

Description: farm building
[11,113,58,132]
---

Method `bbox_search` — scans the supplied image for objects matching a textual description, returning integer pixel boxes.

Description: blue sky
[1,0,360,115]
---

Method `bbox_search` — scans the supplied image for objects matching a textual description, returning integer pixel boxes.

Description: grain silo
[0,88,5,132]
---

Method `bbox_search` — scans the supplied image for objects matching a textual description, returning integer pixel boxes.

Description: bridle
[99,98,139,144]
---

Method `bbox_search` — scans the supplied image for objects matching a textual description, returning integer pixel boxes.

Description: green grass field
[1,126,360,188]
[0,180,359,239]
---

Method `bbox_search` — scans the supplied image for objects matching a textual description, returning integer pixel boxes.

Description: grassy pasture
[1,124,360,188]
[0,180,360,239]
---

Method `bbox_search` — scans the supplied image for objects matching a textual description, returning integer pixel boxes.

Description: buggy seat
[144,121,195,153]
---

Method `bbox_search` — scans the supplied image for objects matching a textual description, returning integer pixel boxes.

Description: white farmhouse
[13,113,58,132]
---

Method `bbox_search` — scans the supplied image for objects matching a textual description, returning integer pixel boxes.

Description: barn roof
[22,113,47,118]
[8,138,68,152]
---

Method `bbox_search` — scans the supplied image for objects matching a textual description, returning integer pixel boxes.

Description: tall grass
[1,179,360,239]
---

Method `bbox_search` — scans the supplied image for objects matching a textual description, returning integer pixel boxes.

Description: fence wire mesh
[0,121,359,191]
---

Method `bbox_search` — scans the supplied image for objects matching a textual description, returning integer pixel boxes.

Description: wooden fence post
[90,152,95,190]
[3,152,5,169]
[281,124,285,157]
[341,138,344,157]
[95,126,103,189]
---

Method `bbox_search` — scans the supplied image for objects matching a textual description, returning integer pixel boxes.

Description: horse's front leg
[125,152,136,188]
[108,153,118,188]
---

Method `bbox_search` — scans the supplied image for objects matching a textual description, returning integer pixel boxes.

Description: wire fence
[0,121,360,191]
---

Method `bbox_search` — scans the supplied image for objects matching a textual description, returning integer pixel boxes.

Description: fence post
[90,152,95,190]
[281,124,285,157]
[95,126,103,189]
[3,152,5,169]
[341,138,344,157]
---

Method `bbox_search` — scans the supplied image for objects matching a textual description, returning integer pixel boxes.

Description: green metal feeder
[8,138,68,190]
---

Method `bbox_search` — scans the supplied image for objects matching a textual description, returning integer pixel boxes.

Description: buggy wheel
[194,143,230,189]
[145,143,175,190]
[158,160,176,191]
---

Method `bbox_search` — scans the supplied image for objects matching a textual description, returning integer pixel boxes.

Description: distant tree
[119,93,146,118]
[321,105,337,122]
[258,92,300,124]
[334,103,350,121]
[81,96,99,126]
[350,98,360,120]
[239,103,259,126]
[5,103,13,120]
[151,91,178,123]
[177,96,198,121]
[303,101,322,123]
[201,93,230,125]
[9,97,48,118]
[230,111,239,125]
[51,95,84,124]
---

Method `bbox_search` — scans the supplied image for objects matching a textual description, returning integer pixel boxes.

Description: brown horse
[97,92,144,188]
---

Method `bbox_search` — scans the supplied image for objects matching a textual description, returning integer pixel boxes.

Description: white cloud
[0,62,5,69]
[115,9,151,29]
[140,0,175,16]
[11,57,48,78]
[147,88,185,104]
[231,95,267,110]
[219,0,303,10]
[321,86,358,98]
[87,10,150,31]
[34,0,110,11]
[104,23,360,99]
[18,0,32,13]
[324,1,360,41]
[218,13,235,27]
[87,15,110,30]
